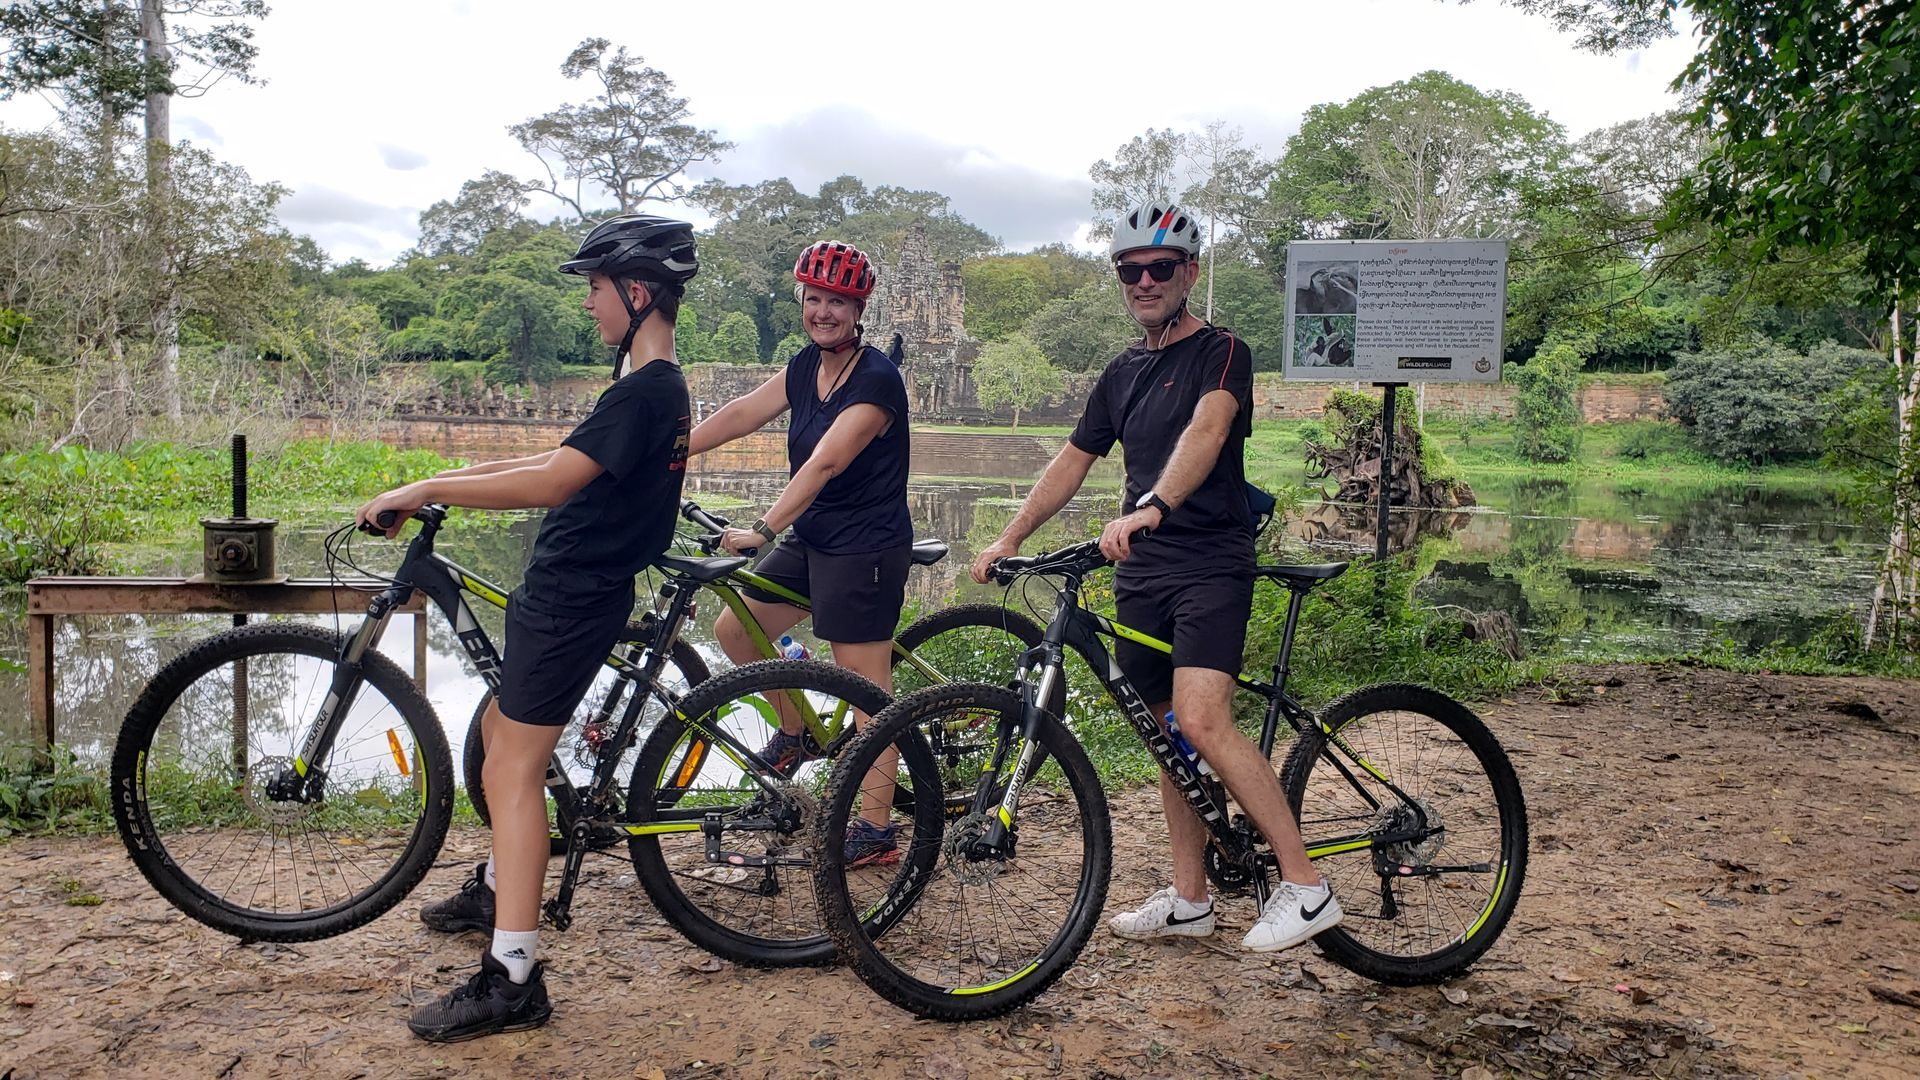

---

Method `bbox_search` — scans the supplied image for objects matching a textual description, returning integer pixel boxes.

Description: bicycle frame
[972,563,1434,903]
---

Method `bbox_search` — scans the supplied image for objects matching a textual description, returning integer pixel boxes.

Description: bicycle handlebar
[680,499,760,558]
[358,505,448,536]
[989,529,1151,584]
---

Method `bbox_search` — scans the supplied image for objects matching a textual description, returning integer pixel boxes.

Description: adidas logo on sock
[500,948,529,959]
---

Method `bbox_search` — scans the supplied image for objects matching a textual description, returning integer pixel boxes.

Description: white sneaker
[1242,880,1342,952]
[1108,886,1216,939]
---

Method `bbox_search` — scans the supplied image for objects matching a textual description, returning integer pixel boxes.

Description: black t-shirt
[521,360,690,613]
[784,343,912,553]
[1069,326,1255,578]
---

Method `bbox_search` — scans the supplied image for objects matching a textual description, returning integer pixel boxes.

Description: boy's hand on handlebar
[1098,510,1159,563]
[971,538,1019,584]
[355,485,426,539]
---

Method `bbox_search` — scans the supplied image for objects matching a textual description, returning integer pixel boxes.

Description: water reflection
[0,472,1880,754]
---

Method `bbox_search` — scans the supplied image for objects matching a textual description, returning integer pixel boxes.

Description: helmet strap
[611,278,668,380]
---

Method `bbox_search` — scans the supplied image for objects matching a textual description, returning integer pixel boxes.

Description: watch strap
[1140,492,1172,518]
[749,518,777,545]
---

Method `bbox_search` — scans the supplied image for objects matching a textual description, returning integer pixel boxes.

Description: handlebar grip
[358,509,399,536]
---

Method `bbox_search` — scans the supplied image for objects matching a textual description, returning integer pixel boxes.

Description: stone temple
[864,223,984,419]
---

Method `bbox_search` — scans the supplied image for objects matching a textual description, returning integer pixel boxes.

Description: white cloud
[378,143,430,171]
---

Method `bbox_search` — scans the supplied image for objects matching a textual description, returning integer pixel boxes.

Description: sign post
[1282,239,1508,561]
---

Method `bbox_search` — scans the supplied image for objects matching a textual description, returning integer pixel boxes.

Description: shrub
[1510,343,1583,463]
[1665,338,1880,464]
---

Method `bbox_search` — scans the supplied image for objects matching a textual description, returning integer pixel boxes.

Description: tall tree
[1088,128,1184,240]
[416,170,535,258]
[1180,122,1275,317]
[1267,71,1566,243]
[511,38,731,217]
[971,333,1064,431]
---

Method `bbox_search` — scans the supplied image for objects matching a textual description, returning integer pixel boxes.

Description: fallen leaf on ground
[1442,987,1469,1006]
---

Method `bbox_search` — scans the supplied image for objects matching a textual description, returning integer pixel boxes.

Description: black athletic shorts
[742,536,911,644]
[1112,571,1255,706]
[497,586,631,727]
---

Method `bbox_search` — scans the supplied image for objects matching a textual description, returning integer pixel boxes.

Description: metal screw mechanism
[232,433,247,518]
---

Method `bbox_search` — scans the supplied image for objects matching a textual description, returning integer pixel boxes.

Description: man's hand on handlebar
[1098,510,1160,563]
[971,537,1020,584]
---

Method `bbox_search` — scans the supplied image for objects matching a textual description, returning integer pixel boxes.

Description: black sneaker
[407,949,552,1042]
[420,863,494,933]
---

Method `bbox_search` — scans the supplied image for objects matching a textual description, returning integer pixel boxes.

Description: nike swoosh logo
[1166,908,1211,926]
[1300,895,1332,921]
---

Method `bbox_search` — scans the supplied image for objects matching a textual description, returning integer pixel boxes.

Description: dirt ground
[2,663,1917,1079]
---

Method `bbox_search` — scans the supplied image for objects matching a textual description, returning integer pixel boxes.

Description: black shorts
[741,537,911,644]
[497,587,631,727]
[1112,571,1255,706]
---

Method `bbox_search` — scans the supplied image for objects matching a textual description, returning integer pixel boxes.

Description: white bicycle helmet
[1110,200,1203,260]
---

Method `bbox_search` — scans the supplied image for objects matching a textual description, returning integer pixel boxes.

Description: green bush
[1665,338,1880,464]
[0,746,110,836]
[1510,343,1583,463]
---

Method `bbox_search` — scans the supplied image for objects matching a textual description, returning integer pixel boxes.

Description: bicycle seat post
[1270,584,1310,698]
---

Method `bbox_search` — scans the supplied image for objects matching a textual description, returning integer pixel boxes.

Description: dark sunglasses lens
[1117,260,1181,284]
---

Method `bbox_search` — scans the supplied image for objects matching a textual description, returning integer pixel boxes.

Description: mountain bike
[109,501,1044,968]
[812,539,1529,1019]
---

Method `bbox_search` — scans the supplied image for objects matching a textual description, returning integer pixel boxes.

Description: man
[359,215,696,1041]
[969,200,1341,952]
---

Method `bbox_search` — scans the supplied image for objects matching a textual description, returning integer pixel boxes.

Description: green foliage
[1022,279,1139,373]
[772,332,809,362]
[1205,262,1290,371]
[0,441,452,584]
[963,247,1107,343]
[1511,342,1584,463]
[971,334,1065,429]
[1664,338,1880,464]
[711,311,763,364]
[0,746,109,837]
[435,273,566,385]
[1265,70,1565,242]
[1674,1,1919,298]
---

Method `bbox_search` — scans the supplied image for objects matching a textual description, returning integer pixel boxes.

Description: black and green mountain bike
[813,539,1529,1019]
[110,500,1045,968]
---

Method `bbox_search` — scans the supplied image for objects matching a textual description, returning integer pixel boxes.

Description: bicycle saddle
[911,538,949,567]
[1254,562,1350,588]
[655,553,749,583]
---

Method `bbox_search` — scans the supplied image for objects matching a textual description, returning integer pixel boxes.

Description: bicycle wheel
[892,604,1060,805]
[625,659,898,966]
[816,683,1112,1021]
[111,623,454,941]
[1279,683,1527,984]
[463,630,709,841]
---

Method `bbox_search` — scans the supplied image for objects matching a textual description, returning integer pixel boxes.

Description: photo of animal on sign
[1294,261,1359,314]
[1294,315,1355,367]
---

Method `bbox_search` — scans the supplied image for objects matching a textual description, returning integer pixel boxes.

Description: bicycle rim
[627,660,891,965]
[112,624,452,940]
[819,684,1112,1019]
[1282,683,1527,981]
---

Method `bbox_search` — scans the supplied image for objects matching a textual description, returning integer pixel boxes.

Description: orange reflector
[387,729,411,776]
[674,740,708,788]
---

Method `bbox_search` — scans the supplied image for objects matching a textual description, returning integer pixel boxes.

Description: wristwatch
[749,518,777,545]
[1137,491,1172,520]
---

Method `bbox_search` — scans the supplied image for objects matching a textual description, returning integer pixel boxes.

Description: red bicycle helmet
[793,241,877,299]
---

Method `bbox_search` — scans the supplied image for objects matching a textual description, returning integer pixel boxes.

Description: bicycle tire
[111,623,454,942]
[893,603,1060,801]
[1279,683,1527,984]
[816,683,1112,1021]
[625,659,897,966]
[463,632,709,854]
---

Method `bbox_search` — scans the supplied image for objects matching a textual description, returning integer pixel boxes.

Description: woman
[687,240,910,866]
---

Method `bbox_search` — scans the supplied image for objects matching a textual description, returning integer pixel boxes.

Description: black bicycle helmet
[561,214,699,378]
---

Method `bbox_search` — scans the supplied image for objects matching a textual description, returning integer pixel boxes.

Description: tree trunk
[1867,291,1915,649]
[1010,406,1020,433]
[142,0,181,422]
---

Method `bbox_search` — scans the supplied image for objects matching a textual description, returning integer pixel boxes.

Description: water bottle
[1164,710,1215,778]
[777,634,811,662]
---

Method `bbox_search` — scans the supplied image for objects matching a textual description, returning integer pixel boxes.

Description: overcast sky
[0,0,1698,266]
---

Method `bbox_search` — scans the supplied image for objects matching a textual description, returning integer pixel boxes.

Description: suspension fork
[276,585,411,799]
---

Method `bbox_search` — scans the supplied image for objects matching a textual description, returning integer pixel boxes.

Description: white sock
[490,928,538,984]
[1173,893,1212,918]
[483,855,496,891]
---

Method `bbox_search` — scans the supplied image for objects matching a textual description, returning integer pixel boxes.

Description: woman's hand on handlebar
[717,527,763,557]
[1098,509,1159,563]
[355,484,427,539]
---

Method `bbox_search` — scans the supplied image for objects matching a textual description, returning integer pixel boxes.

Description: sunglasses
[1115,258,1187,285]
